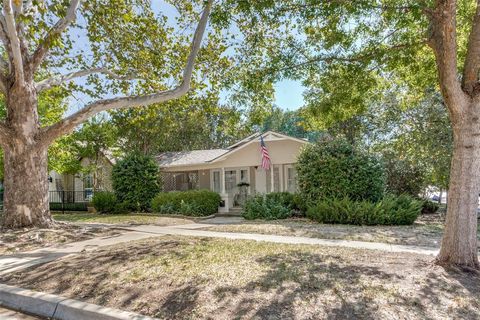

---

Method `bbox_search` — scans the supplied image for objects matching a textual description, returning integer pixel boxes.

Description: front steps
[216,206,243,217]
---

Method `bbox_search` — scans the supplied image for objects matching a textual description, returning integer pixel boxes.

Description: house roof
[156,149,228,167]
[156,131,309,168]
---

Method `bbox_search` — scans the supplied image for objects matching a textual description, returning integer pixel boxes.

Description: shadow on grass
[2,238,479,319]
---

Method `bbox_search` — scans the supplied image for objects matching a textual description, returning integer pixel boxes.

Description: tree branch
[427,0,467,113]
[39,0,213,145]
[30,0,81,73]
[35,67,137,91]
[462,0,480,95]
[3,0,24,84]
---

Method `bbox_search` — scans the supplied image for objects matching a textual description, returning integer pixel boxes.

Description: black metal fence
[0,190,91,213]
[49,190,92,212]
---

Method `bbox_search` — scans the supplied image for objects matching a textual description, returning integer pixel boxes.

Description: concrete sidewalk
[125,224,440,256]
[0,231,159,276]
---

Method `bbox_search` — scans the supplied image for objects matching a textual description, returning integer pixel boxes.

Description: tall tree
[0,0,213,228]
[213,0,478,269]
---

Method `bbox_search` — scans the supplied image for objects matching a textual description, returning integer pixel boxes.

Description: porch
[161,165,297,212]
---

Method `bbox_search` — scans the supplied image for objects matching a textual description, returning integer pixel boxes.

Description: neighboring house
[157,131,309,212]
[48,151,116,206]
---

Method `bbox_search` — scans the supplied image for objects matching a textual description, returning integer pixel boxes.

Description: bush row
[306,195,422,226]
[91,191,129,214]
[151,189,221,216]
[242,192,300,220]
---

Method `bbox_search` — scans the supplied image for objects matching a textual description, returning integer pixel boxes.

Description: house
[156,131,309,212]
[48,151,116,210]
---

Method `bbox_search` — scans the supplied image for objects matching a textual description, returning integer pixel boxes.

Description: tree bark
[2,144,52,228]
[1,82,54,228]
[436,103,480,269]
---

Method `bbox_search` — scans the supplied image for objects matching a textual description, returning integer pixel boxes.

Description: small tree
[296,139,386,204]
[112,153,160,212]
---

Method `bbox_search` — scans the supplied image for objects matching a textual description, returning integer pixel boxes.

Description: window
[212,171,221,193]
[273,166,280,192]
[240,169,248,183]
[84,173,94,200]
[225,170,237,193]
[286,166,297,193]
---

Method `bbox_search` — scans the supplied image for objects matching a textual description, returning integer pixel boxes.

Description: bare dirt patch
[202,214,480,248]
[0,223,120,255]
[2,236,479,319]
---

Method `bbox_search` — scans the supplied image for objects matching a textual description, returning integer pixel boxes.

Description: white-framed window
[285,165,297,193]
[84,173,94,200]
[211,170,221,193]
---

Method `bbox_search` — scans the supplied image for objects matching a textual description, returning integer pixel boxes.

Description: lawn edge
[0,283,158,320]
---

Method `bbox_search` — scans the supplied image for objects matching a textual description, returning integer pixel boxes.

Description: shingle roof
[156,149,229,167]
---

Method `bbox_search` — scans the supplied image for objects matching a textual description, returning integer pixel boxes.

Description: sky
[275,80,305,110]
[151,1,306,111]
[65,2,306,113]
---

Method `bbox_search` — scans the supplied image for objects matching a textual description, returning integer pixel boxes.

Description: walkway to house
[0,217,445,278]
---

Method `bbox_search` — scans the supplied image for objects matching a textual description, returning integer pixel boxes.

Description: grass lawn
[53,213,194,226]
[2,236,478,319]
[0,223,120,255]
[202,214,480,248]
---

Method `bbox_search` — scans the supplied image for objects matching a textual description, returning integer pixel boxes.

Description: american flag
[260,136,271,170]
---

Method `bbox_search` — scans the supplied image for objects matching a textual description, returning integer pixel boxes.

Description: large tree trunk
[1,82,54,229]
[437,107,480,269]
[2,144,52,228]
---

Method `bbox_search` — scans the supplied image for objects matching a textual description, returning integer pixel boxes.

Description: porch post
[221,167,226,194]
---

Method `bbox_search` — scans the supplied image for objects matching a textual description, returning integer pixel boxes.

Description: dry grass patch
[202,214,480,248]
[53,213,194,226]
[0,223,119,255]
[2,236,479,319]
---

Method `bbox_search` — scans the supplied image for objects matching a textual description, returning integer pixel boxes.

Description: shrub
[384,156,425,197]
[296,139,385,204]
[421,200,440,214]
[92,191,117,214]
[306,194,421,226]
[242,194,293,220]
[266,192,295,210]
[151,189,221,216]
[112,153,160,212]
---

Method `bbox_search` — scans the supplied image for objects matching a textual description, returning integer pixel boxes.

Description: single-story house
[156,131,309,212]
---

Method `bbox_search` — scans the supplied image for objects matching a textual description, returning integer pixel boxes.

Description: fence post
[62,190,65,214]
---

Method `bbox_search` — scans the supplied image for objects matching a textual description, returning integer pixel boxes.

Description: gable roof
[156,149,228,167]
[157,131,309,168]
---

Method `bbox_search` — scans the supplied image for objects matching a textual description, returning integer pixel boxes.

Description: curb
[0,284,157,320]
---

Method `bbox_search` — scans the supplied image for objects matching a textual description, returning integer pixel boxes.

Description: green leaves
[296,139,386,204]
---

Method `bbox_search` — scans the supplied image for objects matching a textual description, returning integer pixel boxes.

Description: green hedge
[306,195,421,225]
[92,191,117,214]
[243,193,296,220]
[296,139,385,204]
[151,189,221,216]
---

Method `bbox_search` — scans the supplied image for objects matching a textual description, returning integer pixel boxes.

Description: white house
[156,131,309,212]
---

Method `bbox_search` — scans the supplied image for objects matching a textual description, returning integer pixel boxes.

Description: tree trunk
[2,82,54,229]
[437,111,480,270]
[2,145,52,228]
